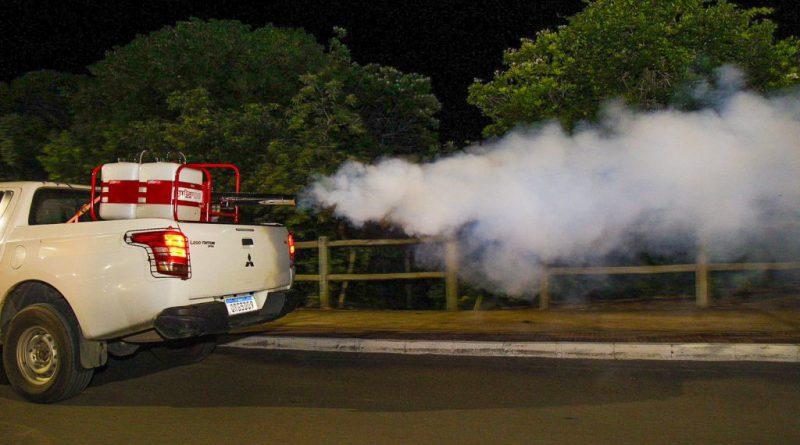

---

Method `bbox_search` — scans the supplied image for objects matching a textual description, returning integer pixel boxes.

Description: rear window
[28,188,91,225]
[0,191,12,218]
[0,191,13,233]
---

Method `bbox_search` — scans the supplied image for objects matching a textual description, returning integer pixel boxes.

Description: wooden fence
[294,237,460,310]
[294,237,800,310]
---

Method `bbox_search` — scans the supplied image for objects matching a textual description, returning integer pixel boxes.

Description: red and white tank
[90,154,241,223]
[98,162,140,220]
[136,162,204,221]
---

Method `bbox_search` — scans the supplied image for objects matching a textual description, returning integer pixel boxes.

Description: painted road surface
[1,347,799,444]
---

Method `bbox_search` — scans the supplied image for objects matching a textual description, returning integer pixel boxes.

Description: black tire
[149,336,216,366]
[2,303,93,403]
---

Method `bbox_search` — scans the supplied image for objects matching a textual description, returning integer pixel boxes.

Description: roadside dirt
[238,297,800,343]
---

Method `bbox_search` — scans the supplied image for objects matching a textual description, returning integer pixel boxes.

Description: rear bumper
[153,291,299,340]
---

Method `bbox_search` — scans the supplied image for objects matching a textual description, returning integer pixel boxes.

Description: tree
[36,20,440,243]
[468,0,800,136]
[39,20,440,195]
[38,19,329,181]
[0,71,79,180]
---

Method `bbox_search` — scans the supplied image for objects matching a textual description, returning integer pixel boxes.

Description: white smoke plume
[307,72,800,295]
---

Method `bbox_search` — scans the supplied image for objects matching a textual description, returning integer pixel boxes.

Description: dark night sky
[1,0,798,143]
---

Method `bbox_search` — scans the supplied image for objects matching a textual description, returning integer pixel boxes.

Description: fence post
[444,239,459,311]
[695,245,710,308]
[539,268,550,310]
[318,236,330,309]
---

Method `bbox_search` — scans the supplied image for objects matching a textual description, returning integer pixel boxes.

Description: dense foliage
[33,21,440,209]
[468,0,800,136]
[1,20,440,213]
[0,71,79,180]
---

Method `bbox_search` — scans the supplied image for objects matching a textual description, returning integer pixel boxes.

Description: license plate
[224,294,258,316]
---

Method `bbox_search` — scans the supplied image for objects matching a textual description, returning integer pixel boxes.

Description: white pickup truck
[0,181,296,402]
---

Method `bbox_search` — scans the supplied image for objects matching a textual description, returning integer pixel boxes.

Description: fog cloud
[307,72,800,295]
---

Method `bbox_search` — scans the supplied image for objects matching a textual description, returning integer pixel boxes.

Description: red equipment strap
[100,180,140,203]
[143,180,204,207]
[67,195,101,223]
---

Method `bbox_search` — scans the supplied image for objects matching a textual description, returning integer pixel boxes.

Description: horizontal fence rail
[295,237,800,310]
[296,238,440,248]
[295,237,459,310]
[539,260,800,310]
[296,272,447,281]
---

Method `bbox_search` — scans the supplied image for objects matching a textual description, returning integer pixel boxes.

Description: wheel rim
[16,326,60,386]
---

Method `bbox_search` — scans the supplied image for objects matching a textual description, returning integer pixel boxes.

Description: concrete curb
[222,335,800,362]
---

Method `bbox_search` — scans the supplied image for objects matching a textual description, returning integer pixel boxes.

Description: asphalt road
[1,345,799,445]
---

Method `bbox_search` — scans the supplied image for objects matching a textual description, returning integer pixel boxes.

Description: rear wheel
[149,336,216,366]
[2,304,93,403]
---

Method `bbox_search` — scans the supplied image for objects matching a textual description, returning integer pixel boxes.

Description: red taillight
[287,232,296,267]
[126,229,191,279]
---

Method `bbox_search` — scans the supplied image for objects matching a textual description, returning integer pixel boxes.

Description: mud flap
[79,336,108,369]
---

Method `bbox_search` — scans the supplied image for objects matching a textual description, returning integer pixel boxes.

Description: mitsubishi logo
[245,254,254,268]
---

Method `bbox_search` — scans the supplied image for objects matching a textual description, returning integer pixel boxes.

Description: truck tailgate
[177,222,292,297]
